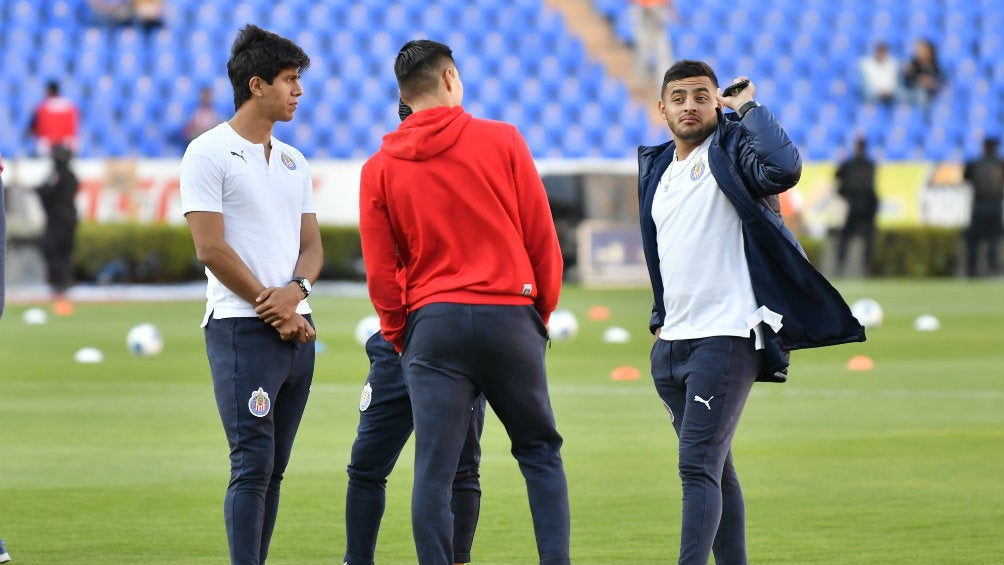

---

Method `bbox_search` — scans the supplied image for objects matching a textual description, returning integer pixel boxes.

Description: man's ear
[443,67,457,92]
[248,76,263,97]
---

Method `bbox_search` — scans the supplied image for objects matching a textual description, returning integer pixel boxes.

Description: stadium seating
[596,0,1004,162]
[0,0,1000,162]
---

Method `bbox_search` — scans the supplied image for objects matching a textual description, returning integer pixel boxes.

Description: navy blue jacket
[638,105,865,380]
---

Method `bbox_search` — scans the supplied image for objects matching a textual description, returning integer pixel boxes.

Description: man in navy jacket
[637,60,864,565]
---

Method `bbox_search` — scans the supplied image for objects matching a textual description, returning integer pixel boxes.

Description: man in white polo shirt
[179,24,322,565]
[637,60,865,564]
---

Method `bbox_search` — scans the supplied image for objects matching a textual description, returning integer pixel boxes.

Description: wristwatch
[737,100,760,119]
[291,277,311,298]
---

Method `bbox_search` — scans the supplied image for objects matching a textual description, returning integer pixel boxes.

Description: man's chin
[671,123,715,143]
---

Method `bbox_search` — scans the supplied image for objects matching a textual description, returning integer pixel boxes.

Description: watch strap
[737,100,760,119]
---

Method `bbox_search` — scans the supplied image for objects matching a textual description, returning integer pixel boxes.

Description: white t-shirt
[180,122,315,325]
[651,135,760,342]
[859,54,899,98]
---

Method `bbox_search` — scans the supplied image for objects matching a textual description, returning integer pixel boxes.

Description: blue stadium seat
[596,77,628,115]
[476,77,506,118]
[600,124,629,158]
[7,0,38,28]
[518,77,542,123]
[883,127,918,160]
[561,125,592,158]
[523,124,550,158]
[501,101,526,127]
[418,4,450,38]
[3,0,1001,160]
[540,102,566,139]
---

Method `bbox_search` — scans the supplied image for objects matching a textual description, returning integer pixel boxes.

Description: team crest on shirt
[359,382,373,412]
[248,387,271,417]
[690,161,706,181]
[280,151,297,170]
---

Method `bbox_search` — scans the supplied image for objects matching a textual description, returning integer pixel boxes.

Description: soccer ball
[126,323,164,357]
[548,309,579,341]
[354,315,382,347]
[850,298,883,328]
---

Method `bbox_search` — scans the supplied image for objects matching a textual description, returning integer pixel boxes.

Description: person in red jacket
[359,39,571,565]
[28,81,79,156]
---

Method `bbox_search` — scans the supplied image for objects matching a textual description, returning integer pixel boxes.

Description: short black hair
[398,98,412,121]
[395,39,454,100]
[661,60,719,98]
[227,24,310,111]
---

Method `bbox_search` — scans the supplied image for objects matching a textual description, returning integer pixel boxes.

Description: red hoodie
[360,105,563,350]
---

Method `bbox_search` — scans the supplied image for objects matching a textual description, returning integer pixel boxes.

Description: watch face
[302,279,312,292]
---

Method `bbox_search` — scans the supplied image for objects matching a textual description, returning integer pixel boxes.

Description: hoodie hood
[381,105,472,161]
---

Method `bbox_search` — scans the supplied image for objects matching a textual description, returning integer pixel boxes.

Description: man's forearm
[201,246,266,305]
[291,242,323,284]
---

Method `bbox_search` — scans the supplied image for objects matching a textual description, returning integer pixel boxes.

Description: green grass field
[1,279,1002,564]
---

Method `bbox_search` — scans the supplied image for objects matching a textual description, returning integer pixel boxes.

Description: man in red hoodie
[28,81,79,156]
[359,40,571,565]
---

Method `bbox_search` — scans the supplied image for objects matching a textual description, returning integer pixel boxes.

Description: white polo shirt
[180,122,315,325]
[651,136,761,342]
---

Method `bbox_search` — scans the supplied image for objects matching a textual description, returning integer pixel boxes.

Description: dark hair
[227,24,310,111]
[661,60,719,97]
[394,39,454,100]
[46,80,60,95]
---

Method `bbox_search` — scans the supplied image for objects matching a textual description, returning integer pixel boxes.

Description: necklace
[659,146,703,191]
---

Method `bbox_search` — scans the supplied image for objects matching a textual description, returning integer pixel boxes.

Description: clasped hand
[255,285,315,342]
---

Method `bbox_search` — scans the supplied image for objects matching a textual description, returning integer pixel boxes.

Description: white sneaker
[0,536,10,563]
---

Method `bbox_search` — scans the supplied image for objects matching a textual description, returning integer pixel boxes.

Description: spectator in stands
[963,136,1004,277]
[903,38,945,109]
[27,81,79,157]
[183,87,224,145]
[87,0,131,24]
[36,145,80,305]
[87,0,162,29]
[835,138,879,277]
[858,41,900,106]
[131,0,164,31]
[631,0,677,93]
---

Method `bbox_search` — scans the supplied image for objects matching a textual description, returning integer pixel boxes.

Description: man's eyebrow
[670,86,712,95]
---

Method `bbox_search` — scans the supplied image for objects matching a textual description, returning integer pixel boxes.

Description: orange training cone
[846,355,874,371]
[587,305,611,321]
[53,299,75,317]
[610,366,641,381]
